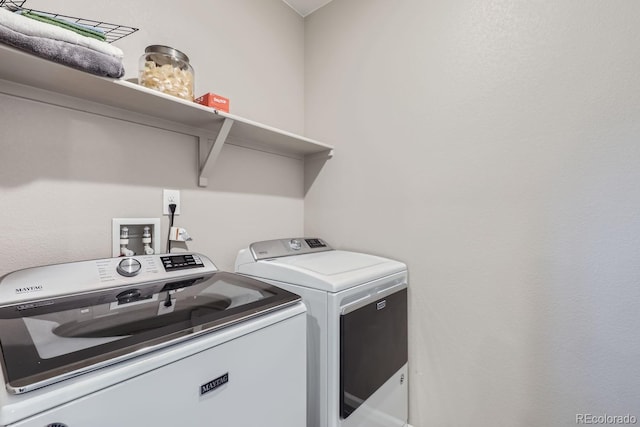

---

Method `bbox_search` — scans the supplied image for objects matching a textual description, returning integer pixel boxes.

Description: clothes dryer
[235,238,410,427]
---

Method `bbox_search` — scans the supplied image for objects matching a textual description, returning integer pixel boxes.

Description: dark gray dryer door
[339,287,408,419]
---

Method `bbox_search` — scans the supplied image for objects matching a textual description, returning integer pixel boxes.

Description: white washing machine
[0,253,306,427]
[235,238,410,427]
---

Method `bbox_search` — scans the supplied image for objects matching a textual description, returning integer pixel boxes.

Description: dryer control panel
[249,238,332,260]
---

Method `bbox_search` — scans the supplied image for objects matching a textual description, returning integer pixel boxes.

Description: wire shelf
[0,0,138,43]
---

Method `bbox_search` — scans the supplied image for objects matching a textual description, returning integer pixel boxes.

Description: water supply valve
[142,226,154,255]
[119,226,134,257]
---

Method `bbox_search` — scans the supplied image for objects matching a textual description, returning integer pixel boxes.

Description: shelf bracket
[305,148,334,162]
[198,117,234,187]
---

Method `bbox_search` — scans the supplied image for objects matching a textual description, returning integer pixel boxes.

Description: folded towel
[0,22,124,78]
[15,10,106,34]
[64,20,105,35]
[20,11,107,42]
[0,8,123,59]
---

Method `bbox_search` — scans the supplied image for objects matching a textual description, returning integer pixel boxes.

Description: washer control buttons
[117,258,142,277]
[161,254,205,271]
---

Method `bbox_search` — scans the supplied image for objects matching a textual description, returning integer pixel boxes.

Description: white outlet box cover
[163,189,181,215]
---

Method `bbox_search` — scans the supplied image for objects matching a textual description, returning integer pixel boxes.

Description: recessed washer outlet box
[112,218,161,257]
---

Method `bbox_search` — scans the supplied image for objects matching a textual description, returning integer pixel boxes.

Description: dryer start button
[289,239,302,251]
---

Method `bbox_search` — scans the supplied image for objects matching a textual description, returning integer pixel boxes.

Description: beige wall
[3,1,640,426]
[0,0,306,274]
[305,1,640,425]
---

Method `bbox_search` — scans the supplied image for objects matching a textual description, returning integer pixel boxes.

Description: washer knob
[289,239,302,251]
[117,258,142,277]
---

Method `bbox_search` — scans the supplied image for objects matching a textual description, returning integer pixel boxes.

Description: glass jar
[139,45,194,101]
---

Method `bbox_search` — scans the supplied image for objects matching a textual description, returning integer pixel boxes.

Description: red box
[195,92,230,112]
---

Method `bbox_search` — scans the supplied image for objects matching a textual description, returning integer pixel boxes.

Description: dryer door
[339,286,408,419]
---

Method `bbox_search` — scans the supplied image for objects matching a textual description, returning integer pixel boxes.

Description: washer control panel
[250,237,332,260]
[160,254,205,271]
[0,253,218,306]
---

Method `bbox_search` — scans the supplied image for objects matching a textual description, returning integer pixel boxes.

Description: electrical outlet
[163,189,181,215]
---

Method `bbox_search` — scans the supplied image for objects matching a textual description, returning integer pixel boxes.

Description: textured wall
[304,1,640,425]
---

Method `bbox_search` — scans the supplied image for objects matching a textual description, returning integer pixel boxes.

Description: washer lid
[238,250,406,292]
[0,270,301,394]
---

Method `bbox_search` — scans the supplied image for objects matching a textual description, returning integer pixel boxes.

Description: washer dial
[117,258,142,277]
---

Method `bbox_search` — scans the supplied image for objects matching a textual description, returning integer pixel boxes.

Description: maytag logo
[15,285,43,294]
[200,373,229,396]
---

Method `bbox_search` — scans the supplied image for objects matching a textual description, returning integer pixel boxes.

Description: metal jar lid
[144,45,190,64]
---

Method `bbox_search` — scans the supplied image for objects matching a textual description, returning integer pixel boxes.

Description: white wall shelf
[0,44,334,186]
